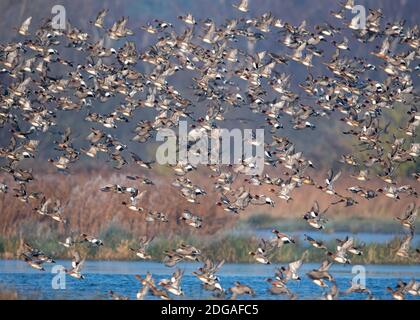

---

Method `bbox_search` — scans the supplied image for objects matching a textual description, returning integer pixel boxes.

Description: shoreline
[1,234,418,264]
[1,257,419,266]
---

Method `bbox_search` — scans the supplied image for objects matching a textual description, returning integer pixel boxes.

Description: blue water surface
[0,260,419,300]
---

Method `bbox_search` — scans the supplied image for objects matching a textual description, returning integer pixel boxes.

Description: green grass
[1,232,418,264]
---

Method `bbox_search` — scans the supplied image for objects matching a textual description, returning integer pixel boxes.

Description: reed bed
[0,167,416,237]
[0,167,418,264]
[0,286,18,300]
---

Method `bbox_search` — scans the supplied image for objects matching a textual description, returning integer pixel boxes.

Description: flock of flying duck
[0,0,419,299]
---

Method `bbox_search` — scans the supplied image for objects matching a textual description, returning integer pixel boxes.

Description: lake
[0,260,419,300]
[253,229,401,244]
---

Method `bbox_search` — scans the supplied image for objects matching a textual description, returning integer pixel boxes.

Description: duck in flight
[65,251,85,279]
